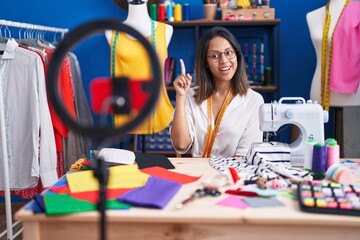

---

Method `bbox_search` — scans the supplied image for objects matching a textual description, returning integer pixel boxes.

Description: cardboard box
[221,8,275,20]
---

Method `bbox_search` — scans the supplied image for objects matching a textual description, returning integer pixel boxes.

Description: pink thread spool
[326,141,340,169]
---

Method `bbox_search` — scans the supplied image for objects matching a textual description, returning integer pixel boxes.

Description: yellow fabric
[66,165,149,193]
[110,22,174,134]
[69,158,86,171]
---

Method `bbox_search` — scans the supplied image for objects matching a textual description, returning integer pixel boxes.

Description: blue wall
[2,0,327,100]
[1,1,331,202]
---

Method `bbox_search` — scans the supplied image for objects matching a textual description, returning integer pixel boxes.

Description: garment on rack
[45,49,77,153]
[63,52,93,172]
[20,41,66,177]
[20,40,88,176]
[0,152,64,199]
[110,22,174,134]
[0,38,58,190]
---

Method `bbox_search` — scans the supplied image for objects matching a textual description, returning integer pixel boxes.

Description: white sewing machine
[259,97,329,166]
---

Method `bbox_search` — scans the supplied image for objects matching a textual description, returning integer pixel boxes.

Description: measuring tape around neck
[202,90,234,158]
[320,0,349,111]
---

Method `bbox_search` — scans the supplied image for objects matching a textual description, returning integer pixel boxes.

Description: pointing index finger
[180,59,186,75]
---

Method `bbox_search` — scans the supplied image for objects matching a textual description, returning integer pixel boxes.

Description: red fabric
[45,49,77,151]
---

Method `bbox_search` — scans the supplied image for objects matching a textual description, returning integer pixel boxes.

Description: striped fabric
[209,142,312,182]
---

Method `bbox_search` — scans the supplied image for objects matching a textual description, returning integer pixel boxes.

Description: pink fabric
[330,1,360,93]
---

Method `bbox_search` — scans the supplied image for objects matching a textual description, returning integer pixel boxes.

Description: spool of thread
[264,66,272,86]
[326,164,354,184]
[150,4,158,20]
[303,139,317,171]
[183,3,190,21]
[174,4,182,21]
[326,141,340,168]
[325,138,336,145]
[158,5,166,21]
[312,143,327,174]
[166,4,174,21]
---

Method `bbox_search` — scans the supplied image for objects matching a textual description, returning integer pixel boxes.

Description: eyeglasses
[207,49,237,62]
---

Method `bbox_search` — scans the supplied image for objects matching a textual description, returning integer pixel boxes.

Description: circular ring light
[47,19,161,142]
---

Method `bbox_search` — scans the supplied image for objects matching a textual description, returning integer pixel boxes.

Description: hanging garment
[63,52,93,172]
[330,1,360,93]
[0,41,63,198]
[110,22,174,134]
[0,38,58,189]
[45,49,77,152]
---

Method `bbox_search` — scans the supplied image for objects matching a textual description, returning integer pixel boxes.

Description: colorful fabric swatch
[50,184,132,204]
[43,193,131,215]
[119,176,182,209]
[140,166,201,184]
[216,196,249,209]
[66,165,149,193]
[241,197,284,208]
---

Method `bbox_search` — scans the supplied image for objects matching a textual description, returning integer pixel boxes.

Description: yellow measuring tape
[202,90,234,158]
[321,0,349,111]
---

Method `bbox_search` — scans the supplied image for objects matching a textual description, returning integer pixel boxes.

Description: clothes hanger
[0,25,10,54]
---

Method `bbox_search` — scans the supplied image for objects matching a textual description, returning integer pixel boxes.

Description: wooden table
[15,158,360,240]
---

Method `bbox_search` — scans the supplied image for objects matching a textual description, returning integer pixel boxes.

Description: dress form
[106,0,173,46]
[107,0,175,134]
[306,0,360,107]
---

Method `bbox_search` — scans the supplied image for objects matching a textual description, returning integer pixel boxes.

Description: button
[285,109,294,119]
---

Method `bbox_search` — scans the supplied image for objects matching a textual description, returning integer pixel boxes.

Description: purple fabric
[118,176,182,209]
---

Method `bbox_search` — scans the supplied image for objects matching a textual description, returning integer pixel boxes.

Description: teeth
[221,67,230,71]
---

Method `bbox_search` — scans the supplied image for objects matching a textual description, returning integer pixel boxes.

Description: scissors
[175,187,221,209]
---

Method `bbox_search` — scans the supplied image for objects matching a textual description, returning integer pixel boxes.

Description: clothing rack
[0,19,68,38]
[0,19,68,240]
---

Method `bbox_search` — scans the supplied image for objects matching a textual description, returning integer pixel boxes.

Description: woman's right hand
[173,59,192,97]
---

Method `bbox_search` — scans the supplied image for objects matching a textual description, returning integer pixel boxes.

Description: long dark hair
[194,26,249,105]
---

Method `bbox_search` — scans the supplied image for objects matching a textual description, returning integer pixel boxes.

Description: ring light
[47,19,161,142]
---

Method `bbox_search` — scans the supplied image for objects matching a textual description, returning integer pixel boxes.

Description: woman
[170,26,264,158]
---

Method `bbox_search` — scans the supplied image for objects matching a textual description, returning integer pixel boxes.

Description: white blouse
[171,88,264,158]
[0,39,58,189]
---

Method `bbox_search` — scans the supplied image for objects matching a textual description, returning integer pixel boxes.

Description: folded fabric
[140,166,201,184]
[29,194,46,214]
[50,184,132,204]
[98,148,135,165]
[210,142,312,182]
[118,176,182,209]
[43,193,131,215]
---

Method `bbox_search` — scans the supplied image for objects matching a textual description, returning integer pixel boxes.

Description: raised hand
[173,59,192,97]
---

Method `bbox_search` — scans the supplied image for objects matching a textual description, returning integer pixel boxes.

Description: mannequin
[306,0,360,107]
[106,0,173,46]
[106,0,174,134]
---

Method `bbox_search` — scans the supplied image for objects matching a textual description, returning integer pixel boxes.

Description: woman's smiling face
[206,36,238,84]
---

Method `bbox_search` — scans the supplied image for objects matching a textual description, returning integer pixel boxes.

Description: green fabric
[106,199,132,209]
[44,194,132,215]
[44,194,96,215]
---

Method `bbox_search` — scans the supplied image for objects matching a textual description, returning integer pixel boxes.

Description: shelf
[163,19,280,26]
